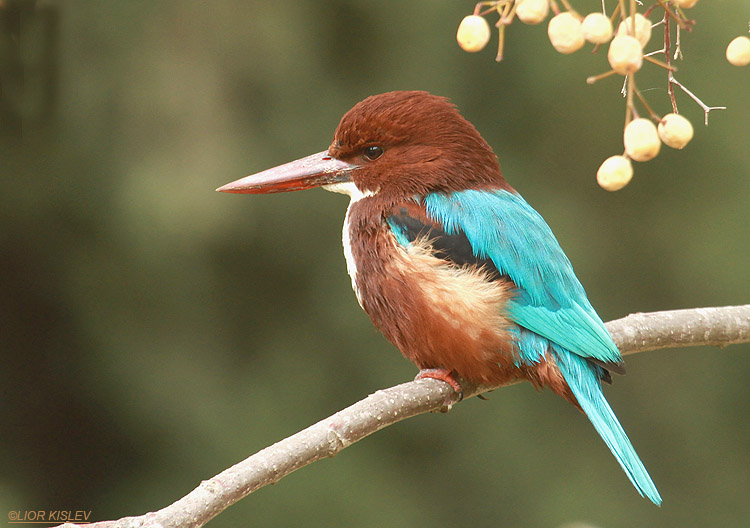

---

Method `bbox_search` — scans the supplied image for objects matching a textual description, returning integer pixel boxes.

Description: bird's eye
[363,146,384,161]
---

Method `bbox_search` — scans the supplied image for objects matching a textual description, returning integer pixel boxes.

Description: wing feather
[423,189,624,370]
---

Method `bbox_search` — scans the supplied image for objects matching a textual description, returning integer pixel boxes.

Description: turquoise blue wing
[423,189,623,367]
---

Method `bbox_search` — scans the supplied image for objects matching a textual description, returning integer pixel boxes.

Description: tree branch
[60,305,750,528]
[606,305,750,353]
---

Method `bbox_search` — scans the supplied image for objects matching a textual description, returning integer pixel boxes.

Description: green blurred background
[2,1,749,526]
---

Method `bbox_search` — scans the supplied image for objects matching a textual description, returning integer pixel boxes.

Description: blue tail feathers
[553,347,662,506]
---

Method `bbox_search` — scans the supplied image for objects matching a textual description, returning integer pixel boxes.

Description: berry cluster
[456,1,739,191]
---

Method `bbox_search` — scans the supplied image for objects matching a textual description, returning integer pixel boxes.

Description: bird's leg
[415,368,464,403]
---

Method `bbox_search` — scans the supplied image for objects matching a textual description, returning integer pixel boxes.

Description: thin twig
[664,10,678,113]
[669,75,727,125]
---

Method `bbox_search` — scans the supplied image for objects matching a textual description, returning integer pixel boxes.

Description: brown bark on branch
[59,305,750,528]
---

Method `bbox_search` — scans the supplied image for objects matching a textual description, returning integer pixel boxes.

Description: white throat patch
[323,181,375,201]
[323,182,376,306]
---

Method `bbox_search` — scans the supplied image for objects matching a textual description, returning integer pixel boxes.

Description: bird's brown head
[217,91,508,198]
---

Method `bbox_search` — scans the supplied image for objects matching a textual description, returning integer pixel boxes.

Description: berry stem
[608,2,622,25]
[654,0,691,31]
[494,0,518,61]
[624,74,635,126]
[587,69,618,84]
[495,22,506,61]
[475,1,504,17]
[559,0,579,17]
[643,55,676,71]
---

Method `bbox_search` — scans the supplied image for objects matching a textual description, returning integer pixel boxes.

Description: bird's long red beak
[216,150,359,194]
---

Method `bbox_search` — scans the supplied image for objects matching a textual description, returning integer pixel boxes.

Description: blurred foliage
[1,1,749,527]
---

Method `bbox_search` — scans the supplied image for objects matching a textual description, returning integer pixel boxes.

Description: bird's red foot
[415,368,464,402]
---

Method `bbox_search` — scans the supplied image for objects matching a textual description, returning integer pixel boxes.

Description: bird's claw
[415,368,464,407]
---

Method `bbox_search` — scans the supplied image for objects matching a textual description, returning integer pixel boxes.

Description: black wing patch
[388,207,504,282]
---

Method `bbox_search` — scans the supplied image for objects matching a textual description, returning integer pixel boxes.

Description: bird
[217,90,661,505]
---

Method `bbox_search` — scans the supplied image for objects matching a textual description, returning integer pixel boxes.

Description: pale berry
[658,114,694,149]
[582,12,613,44]
[726,36,750,67]
[548,12,585,54]
[516,0,549,26]
[457,15,491,53]
[624,118,661,162]
[608,35,643,75]
[616,13,652,48]
[597,155,633,191]
[672,0,699,8]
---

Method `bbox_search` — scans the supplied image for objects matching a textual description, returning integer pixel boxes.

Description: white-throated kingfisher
[217,91,661,505]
